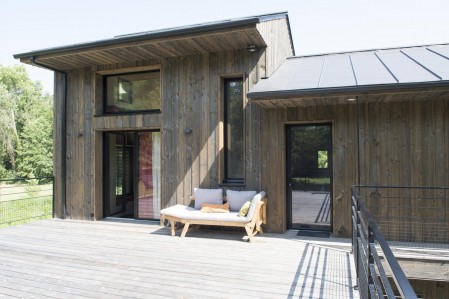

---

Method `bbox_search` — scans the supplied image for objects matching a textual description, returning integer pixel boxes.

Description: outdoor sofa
[160,189,266,242]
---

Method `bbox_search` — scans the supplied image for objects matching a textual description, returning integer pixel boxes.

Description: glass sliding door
[104,133,134,217]
[286,124,332,231]
[137,131,161,219]
[104,131,160,220]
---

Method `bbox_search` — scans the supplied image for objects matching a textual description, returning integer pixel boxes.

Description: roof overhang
[249,80,449,99]
[248,43,449,108]
[248,82,449,108]
[14,13,291,71]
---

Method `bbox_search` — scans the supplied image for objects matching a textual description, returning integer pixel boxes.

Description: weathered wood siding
[161,50,265,210]
[260,94,449,235]
[63,68,97,220]
[256,18,294,77]
[55,50,265,221]
[53,72,64,218]
[52,18,292,223]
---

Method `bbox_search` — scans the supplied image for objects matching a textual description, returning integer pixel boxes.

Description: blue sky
[2,0,449,94]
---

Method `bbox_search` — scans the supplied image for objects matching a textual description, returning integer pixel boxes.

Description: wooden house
[14,13,449,238]
[248,45,449,238]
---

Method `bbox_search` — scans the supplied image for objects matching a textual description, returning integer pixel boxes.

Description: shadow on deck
[0,219,359,298]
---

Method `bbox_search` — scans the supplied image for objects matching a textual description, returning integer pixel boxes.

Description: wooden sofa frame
[160,198,267,242]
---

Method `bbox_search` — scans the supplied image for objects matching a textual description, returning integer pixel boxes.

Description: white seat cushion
[161,204,196,218]
[160,204,247,223]
[226,190,257,211]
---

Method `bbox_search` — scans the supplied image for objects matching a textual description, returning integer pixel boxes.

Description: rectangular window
[104,70,160,113]
[224,78,244,183]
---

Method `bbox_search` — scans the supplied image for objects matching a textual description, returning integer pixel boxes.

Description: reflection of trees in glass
[106,71,160,112]
[290,126,331,177]
[226,79,244,180]
[131,77,160,109]
[318,151,328,169]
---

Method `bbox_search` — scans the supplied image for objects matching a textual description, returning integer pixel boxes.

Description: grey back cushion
[193,188,223,209]
[246,191,266,220]
[226,190,257,211]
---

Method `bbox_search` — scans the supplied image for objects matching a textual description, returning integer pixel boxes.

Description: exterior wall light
[247,45,257,52]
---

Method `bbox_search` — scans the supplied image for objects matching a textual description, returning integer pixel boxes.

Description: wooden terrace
[0,219,359,298]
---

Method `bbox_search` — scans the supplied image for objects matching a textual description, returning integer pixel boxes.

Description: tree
[0,65,53,179]
[16,96,53,178]
[0,83,19,173]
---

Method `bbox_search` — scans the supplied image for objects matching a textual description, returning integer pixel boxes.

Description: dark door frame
[285,123,333,231]
[103,130,160,220]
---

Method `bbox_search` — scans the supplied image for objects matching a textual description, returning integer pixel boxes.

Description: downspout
[31,56,67,219]
[356,96,361,187]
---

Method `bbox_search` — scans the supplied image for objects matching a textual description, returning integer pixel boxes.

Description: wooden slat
[191,54,202,192]
[200,53,210,187]
[208,52,219,186]
[0,219,360,299]
[53,72,64,218]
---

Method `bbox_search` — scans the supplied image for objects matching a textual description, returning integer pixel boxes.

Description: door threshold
[297,229,331,238]
[103,217,159,224]
[295,224,331,232]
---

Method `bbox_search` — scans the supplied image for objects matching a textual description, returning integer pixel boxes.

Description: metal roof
[14,12,290,60]
[248,44,449,99]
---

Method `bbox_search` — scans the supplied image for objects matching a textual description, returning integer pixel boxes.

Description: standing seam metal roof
[248,43,449,98]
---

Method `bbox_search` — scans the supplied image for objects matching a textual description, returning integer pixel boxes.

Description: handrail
[353,184,447,190]
[352,186,418,299]
[0,176,54,182]
[357,196,417,299]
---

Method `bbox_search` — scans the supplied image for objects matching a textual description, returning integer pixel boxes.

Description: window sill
[95,110,161,117]
[219,183,245,188]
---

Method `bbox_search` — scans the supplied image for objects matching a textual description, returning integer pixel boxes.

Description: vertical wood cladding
[56,49,273,221]
[260,95,449,235]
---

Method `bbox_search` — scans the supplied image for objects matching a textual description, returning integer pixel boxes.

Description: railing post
[351,187,361,291]
[52,176,55,218]
[356,196,360,281]
[367,225,374,298]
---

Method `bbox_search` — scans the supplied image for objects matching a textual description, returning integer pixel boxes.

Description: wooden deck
[0,219,359,299]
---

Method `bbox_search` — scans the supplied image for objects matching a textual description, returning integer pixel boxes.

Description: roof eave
[13,17,264,60]
[248,81,449,100]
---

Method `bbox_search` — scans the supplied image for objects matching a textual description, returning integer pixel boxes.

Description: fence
[352,185,449,298]
[356,186,449,249]
[0,176,54,228]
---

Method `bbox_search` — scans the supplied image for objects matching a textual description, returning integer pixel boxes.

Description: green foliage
[0,195,53,227]
[290,126,331,176]
[16,97,53,178]
[291,177,331,192]
[0,65,53,178]
[318,150,329,169]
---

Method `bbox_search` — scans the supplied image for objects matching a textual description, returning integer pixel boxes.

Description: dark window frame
[223,78,244,184]
[103,70,161,115]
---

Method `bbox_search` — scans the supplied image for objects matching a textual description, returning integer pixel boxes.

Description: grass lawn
[0,183,53,228]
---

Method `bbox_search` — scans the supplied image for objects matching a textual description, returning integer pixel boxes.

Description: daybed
[160,189,267,242]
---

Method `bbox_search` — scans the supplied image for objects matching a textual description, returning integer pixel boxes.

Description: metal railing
[0,176,54,227]
[355,186,449,249]
[352,186,419,299]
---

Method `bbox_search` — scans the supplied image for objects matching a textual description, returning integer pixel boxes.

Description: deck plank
[0,219,359,298]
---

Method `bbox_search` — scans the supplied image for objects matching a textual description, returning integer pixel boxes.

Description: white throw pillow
[226,190,257,212]
[246,191,266,220]
[193,188,223,210]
